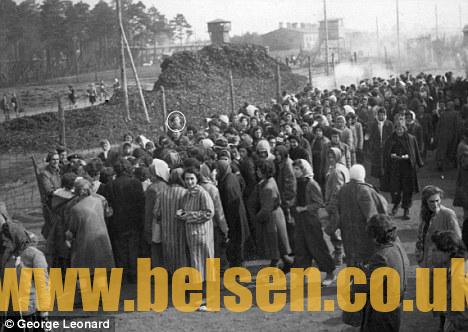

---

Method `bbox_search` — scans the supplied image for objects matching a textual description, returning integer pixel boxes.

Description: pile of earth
[0,44,306,152]
[0,90,163,153]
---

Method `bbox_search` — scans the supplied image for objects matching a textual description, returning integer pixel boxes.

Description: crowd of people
[1,70,468,330]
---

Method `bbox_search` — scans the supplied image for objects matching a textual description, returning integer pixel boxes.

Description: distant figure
[1,93,10,121]
[10,92,18,117]
[68,85,76,108]
[113,78,120,93]
[87,83,97,105]
[99,80,107,102]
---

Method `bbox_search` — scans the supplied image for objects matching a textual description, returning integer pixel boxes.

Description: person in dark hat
[62,153,87,177]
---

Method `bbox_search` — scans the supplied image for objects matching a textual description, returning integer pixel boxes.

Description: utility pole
[396,0,401,74]
[459,3,463,31]
[376,17,380,58]
[323,0,329,76]
[116,0,130,121]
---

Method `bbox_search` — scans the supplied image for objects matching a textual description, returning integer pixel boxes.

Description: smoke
[312,62,395,89]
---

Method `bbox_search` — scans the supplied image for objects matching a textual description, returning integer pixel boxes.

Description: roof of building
[262,27,318,37]
[208,19,231,24]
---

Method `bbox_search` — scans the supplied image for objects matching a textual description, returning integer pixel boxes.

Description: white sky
[39,0,468,39]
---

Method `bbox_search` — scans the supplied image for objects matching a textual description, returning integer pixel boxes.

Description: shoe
[403,209,410,220]
[321,273,336,287]
[197,305,208,312]
[282,253,295,264]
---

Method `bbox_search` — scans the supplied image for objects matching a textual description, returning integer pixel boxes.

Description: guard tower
[207,19,231,45]
[463,25,468,47]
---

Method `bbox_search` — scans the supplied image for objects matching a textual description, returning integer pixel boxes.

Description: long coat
[381,132,423,194]
[218,172,250,249]
[68,195,115,269]
[333,180,388,265]
[368,120,394,178]
[454,140,468,209]
[415,206,461,268]
[106,174,145,235]
[247,177,283,260]
[436,110,460,162]
[361,242,409,332]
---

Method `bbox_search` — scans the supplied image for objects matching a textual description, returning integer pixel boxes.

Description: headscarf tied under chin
[199,164,213,184]
[150,159,170,183]
[296,159,314,178]
[216,160,232,183]
[329,147,342,165]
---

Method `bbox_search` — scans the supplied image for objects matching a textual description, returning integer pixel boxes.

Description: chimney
[279,22,284,29]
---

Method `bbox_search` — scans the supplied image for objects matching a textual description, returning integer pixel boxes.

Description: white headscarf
[349,164,366,182]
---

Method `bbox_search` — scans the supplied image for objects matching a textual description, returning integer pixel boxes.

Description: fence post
[57,95,66,147]
[308,56,312,87]
[229,70,235,117]
[276,63,281,101]
[161,86,167,133]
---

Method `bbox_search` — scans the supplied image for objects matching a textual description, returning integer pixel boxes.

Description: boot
[403,208,410,220]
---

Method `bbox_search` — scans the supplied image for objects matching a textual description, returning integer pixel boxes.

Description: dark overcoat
[381,132,423,194]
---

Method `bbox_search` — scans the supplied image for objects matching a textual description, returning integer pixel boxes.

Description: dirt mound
[153,43,305,91]
[1,44,306,152]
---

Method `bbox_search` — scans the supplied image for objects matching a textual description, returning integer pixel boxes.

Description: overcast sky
[58,0,468,39]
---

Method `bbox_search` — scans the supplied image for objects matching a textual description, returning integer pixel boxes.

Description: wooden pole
[161,86,167,133]
[229,70,235,116]
[396,0,401,74]
[332,53,337,89]
[308,55,312,87]
[116,0,130,121]
[323,0,330,76]
[376,17,380,58]
[57,95,66,148]
[120,22,150,123]
[276,63,281,101]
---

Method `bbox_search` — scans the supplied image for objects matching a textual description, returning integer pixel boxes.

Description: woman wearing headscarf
[217,160,250,268]
[1,222,50,329]
[324,147,350,266]
[274,144,297,251]
[292,159,336,285]
[46,172,79,269]
[335,115,355,166]
[255,139,275,162]
[66,179,115,270]
[154,168,188,275]
[200,162,229,271]
[144,159,170,265]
